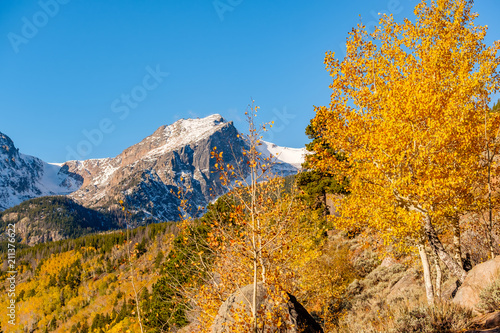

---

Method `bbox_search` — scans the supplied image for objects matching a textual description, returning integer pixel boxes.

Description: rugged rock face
[65,115,304,222]
[210,282,323,333]
[0,132,82,210]
[65,115,247,222]
[453,256,500,313]
[465,312,500,333]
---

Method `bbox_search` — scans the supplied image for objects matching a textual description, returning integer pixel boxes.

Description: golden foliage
[310,0,500,250]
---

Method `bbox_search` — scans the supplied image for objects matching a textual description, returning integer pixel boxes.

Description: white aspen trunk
[485,101,495,260]
[418,243,435,304]
[250,145,258,333]
[487,155,495,259]
[253,254,258,333]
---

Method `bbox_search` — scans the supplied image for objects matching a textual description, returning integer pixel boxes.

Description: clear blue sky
[1,0,499,162]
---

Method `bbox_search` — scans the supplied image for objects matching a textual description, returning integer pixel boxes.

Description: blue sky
[1,0,499,162]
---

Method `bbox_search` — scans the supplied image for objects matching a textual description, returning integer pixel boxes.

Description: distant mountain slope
[0,132,82,210]
[0,196,119,245]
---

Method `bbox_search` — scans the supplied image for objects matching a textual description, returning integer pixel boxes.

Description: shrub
[477,277,500,314]
[352,250,380,278]
[391,302,473,333]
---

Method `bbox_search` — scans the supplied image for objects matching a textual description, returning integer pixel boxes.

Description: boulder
[465,311,500,332]
[386,269,421,302]
[380,256,398,268]
[210,282,323,333]
[453,256,500,312]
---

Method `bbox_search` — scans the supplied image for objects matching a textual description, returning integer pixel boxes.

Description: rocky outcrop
[453,256,500,312]
[210,282,323,333]
[65,115,250,222]
[386,268,421,302]
[465,312,500,333]
[465,329,500,333]
[65,115,304,223]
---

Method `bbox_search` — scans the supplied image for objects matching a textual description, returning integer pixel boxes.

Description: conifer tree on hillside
[297,123,348,213]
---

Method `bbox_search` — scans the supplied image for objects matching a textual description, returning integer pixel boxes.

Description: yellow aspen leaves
[309,0,500,251]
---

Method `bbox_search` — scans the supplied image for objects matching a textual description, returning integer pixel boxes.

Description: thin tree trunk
[259,247,266,283]
[251,164,258,333]
[432,250,442,299]
[423,214,467,283]
[487,163,495,259]
[488,231,495,260]
[451,214,462,265]
[484,211,495,260]
[418,243,434,304]
[322,192,328,217]
[485,101,495,260]
[253,254,258,333]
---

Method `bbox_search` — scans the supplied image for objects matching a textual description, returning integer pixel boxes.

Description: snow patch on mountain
[257,141,307,170]
[38,161,79,194]
[0,132,83,211]
[146,114,227,158]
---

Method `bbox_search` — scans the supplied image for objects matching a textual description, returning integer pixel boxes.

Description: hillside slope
[0,196,119,245]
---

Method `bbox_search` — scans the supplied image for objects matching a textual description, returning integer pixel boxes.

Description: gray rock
[1,115,305,225]
[380,256,398,268]
[465,311,500,332]
[386,269,421,302]
[210,282,323,333]
[65,114,302,223]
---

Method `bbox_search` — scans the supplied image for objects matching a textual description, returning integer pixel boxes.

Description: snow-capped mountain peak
[0,115,306,220]
[145,114,228,158]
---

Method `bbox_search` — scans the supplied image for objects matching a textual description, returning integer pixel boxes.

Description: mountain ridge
[0,196,119,245]
[0,114,306,223]
[0,132,82,210]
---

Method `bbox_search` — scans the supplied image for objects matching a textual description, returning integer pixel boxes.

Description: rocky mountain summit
[66,114,251,222]
[0,115,306,223]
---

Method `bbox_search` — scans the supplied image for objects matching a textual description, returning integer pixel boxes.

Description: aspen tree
[190,103,321,331]
[309,0,500,302]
